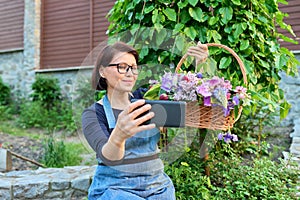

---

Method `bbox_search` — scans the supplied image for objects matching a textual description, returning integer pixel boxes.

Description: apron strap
[103,95,116,129]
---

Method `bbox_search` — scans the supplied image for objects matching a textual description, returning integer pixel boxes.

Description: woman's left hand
[187,42,209,66]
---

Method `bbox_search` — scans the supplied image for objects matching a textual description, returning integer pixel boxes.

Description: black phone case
[131,99,186,127]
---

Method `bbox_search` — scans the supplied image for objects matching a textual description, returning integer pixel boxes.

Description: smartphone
[131,99,186,127]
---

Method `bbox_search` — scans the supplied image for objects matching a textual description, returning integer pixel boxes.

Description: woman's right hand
[112,99,155,143]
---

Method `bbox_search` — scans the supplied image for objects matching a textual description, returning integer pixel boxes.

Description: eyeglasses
[108,62,140,75]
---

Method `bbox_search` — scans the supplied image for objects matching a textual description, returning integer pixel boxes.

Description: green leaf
[173,23,185,34]
[248,90,277,110]
[184,27,197,40]
[143,84,161,100]
[188,7,203,22]
[233,23,245,39]
[156,28,167,46]
[208,16,219,25]
[188,0,198,7]
[231,0,241,5]
[175,35,185,52]
[207,30,222,43]
[178,0,188,9]
[280,101,291,119]
[144,5,155,14]
[219,57,232,69]
[163,8,176,22]
[259,59,270,69]
[219,7,233,24]
[152,9,158,23]
[240,40,249,51]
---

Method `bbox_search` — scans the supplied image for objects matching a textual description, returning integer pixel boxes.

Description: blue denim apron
[88,95,175,200]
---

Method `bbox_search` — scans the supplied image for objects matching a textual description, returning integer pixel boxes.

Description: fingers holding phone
[115,100,155,140]
[128,99,155,127]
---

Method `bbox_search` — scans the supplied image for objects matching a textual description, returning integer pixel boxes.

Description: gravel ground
[0,132,44,171]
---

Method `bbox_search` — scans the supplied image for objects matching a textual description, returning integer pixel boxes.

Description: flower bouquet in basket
[143,43,251,136]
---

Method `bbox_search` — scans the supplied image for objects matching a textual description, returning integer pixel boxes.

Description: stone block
[13,176,50,199]
[293,137,300,144]
[290,143,300,155]
[44,191,64,199]
[51,180,70,191]
[291,120,300,137]
[0,188,11,200]
[71,175,90,192]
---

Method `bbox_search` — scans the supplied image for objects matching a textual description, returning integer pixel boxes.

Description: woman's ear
[99,67,105,78]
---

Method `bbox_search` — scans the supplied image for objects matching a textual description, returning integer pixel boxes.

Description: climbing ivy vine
[107,0,299,119]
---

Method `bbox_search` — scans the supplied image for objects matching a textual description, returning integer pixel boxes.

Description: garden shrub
[17,75,77,133]
[18,100,77,133]
[165,149,212,200]
[31,75,61,109]
[0,77,11,106]
[209,144,299,200]
[41,137,82,168]
[165,146,299,200]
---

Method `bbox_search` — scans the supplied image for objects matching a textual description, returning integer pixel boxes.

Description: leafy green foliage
[209,145,299,199]
[0,77,11,106]
[31,75,61,109]
[17,75,77,133]
[41,137,82,168]
[18,100,76,134]
[107,0,299,121]
[165,147,299,199]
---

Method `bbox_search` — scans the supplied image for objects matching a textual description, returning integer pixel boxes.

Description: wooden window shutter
[278,0,300,51]
[0,0,24,52]
[40,0,114,69]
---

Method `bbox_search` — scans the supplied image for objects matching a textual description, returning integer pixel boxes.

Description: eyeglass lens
[117,63,139,75]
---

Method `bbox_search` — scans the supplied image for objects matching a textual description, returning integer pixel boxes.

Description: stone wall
[279,53,300,135]
[0,165,96,200]
[0,0,40,98]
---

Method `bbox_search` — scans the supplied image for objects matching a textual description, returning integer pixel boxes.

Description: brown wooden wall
[0,0,24,52]
[278,0,300,51]
[40,0,114,69]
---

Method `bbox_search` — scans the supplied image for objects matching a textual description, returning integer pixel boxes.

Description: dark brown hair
[92,42,139,90]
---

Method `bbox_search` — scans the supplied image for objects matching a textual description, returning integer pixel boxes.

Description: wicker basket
[175,43,248,131]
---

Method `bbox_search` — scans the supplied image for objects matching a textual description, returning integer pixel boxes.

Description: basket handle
[175,43,248,85]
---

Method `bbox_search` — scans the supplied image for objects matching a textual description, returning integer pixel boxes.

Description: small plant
[0,77,11,106]
[31,75,61,109]
[41,137,83,168]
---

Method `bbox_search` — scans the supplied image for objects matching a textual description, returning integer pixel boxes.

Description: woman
[82,41,208,199]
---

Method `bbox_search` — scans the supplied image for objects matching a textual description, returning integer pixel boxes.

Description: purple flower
[218,132,239,143]
[232,134,238,141]
[203,96,211,106]
[232,95,240,105]
[217,133,223,140]
[196,73,203,78]
[149,79,159,85]
[208,77,222,87]
[196,83,212,97]
[223,132,232,143]
[161,72,174,92]
[223,107,230,116]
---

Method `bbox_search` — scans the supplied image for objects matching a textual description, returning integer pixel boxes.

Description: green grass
[0,120,43,140]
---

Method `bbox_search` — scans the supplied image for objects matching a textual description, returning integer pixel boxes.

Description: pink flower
[235,86,247,99]
[159,93,169,100]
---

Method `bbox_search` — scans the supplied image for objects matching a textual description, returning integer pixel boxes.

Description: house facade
[0,0,114,98]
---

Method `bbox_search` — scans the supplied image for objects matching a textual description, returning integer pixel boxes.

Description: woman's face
[100,52,138,93]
